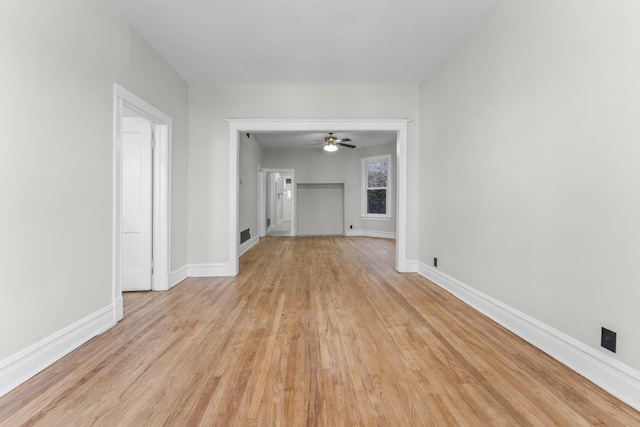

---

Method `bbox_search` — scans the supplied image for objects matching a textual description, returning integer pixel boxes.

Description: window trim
[361,154,392,219]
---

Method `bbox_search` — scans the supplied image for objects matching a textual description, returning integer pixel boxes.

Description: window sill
[360,216,392,221]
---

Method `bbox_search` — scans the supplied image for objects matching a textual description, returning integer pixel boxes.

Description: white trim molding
[169,265,189,289]
[406,260,420,273]
[346,230,396,239]
[0,304,115,398]
[188,263,234,277]
[113,84,173,317]
[412,260,640,412]
[228,119,410,276]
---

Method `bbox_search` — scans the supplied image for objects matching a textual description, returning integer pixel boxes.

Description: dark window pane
[367,189,386,214]
[367,161,387,188]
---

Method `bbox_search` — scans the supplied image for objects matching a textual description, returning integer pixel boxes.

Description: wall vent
[266,218,271,227]
[240,228,251,244]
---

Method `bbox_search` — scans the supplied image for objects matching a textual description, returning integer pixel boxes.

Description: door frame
[228,119,409,276]
[259,168,295,237]
[113,84,172,321]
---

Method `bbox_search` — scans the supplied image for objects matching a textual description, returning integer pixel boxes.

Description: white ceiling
[105,0,500,85]
[252,131,396,149]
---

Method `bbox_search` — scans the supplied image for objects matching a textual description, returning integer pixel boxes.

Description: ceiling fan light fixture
[323,143,338,152]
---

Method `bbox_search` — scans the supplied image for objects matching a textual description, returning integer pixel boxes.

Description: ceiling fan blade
[305,142,325,146]
[337,138,352,142]
[338,142,356,149]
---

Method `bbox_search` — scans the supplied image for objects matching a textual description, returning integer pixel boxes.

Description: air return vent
[240,228,250,244]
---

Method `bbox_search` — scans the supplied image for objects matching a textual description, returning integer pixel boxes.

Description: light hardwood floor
[1,237,639,426]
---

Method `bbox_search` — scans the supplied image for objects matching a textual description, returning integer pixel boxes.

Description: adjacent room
[238,130,398,245]
[2,0,640,424]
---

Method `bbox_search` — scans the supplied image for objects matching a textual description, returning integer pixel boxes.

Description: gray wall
[419,0,640,371]
[297,184,344,235]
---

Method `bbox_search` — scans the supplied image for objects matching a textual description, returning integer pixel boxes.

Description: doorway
[113,84,171,321]
[229,119,409,276]
[260,168,295,237]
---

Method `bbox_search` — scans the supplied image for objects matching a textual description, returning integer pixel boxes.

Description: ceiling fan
[306,133,356,152]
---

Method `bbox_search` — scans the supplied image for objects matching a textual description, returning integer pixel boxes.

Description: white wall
[0,0,188,362]
[188,85,418,264]
[419,0,640,371]
[261,143,396,235]
[238,133,263,242]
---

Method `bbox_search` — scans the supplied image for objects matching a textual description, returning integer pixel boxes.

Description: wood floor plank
[1,236,639,426]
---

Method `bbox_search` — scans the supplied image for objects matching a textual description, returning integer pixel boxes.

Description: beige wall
[0,0,188,360]
[188,85,419,264]
[419,0,640,370]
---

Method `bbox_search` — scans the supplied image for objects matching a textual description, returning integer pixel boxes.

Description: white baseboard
[345,229,396,239]
[169,265,188,288]
[0,304,115,398]
[239,235,259,257]
[412,260,640,412]
[406,259,420,273]
[188,263,234,277]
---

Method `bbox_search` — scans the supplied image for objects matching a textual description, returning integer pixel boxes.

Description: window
[361,154,391,218]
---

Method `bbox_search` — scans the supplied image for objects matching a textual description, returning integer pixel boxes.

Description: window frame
[361,154,392,219]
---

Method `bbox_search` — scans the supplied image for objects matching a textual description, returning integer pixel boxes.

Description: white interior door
[122,117,153,291]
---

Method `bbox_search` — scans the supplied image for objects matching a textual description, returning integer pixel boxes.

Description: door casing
[113,84,172,321]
